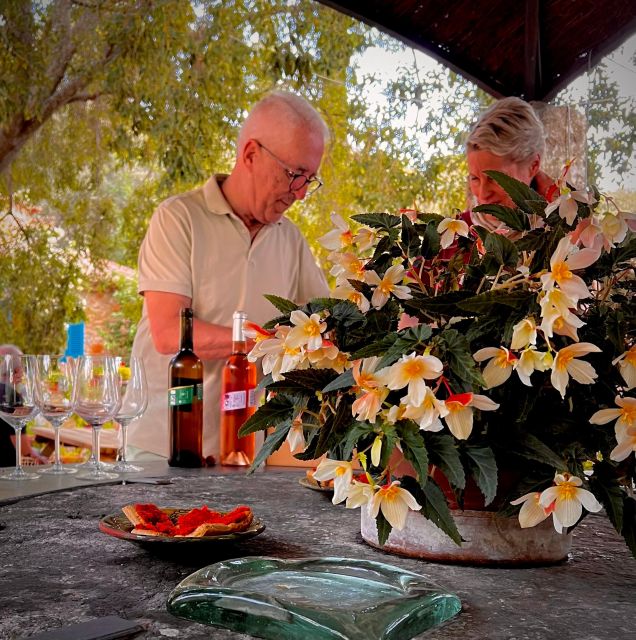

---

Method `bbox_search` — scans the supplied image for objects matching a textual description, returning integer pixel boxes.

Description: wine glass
[0,354,40,480]
[34,355,77,475]
[72,355,121,480]
[112,357,148,473]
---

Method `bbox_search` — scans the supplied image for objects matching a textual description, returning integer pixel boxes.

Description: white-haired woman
[465,96,555,232]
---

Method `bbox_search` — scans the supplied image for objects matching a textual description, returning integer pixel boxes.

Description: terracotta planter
[360,507,572,566]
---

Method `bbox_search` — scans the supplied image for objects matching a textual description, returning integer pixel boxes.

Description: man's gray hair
[466,96,545,164]
[238,90,330,151]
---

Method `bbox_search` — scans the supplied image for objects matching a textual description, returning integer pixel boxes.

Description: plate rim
[99,506,265,544]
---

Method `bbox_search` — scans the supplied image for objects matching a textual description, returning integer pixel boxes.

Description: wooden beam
[524,0,541,99]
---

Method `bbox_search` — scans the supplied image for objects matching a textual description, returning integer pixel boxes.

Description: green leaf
[472,203,529,231]
[403,290,475,317]
[238,395,294,436]
[340,421,375,461]
[396,421,429,489]
[352,212,401,231]
[509,431,567,470]
[376,324,434,369]
[588,460,625,534]
[515,229,547,252]
[263,294,299,315]
[484,170,546,215]
[376,510,392,547]
[420,220,441,259]
[400,214,422,257]
[611,237,636,266]
[464,446,498,506]
[401,475,463,545]
[484,233,519,267]
[256,373,273,391]
[247,420,292,474]
[270,369,337,394]
[458,289,533,314]
[322,368,355,393]
[350,333,400,359]
[434,328,485,389]
[424,433,465,489]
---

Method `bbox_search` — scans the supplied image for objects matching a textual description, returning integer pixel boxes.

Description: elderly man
[129,91,330,461]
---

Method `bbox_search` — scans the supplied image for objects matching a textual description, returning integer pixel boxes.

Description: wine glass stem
[119,419,129,463]
[14,425,23,472]
[90,425,99,466]
[93,424,102,468]
[53,421,62,467]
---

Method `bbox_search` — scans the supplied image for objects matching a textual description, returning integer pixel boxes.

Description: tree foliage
[0,1,633,352]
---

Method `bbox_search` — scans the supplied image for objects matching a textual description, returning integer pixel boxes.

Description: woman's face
[467,149,539,208]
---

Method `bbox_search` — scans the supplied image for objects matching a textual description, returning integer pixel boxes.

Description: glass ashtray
[167,555,461,639]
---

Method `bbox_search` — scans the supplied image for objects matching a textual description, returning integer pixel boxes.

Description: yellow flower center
[304,321,321,337]
[552,261,572,282]
[335,466,347,477]
[625,348,636,365]
[556,350,574,370]
[403,359,425,378]
[556,481,577,500]
[622,406,636,426]
[381,484,400,499]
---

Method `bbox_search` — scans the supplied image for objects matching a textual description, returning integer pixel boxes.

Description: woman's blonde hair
[466,96,545,164]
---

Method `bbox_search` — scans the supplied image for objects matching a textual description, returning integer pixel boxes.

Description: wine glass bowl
[34,355,77,475]
[112,357,148,473]
[0,354,40,480]
[72,355,121,480]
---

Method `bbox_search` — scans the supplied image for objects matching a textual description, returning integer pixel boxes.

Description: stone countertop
[0,468,634,640]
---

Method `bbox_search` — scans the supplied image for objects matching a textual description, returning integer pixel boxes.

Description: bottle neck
[180,310,194,351]
[231,312,248,355]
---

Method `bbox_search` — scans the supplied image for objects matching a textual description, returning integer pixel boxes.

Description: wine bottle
[168,307,203,467]
[220,310,257,466]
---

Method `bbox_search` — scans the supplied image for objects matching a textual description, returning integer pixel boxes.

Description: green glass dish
[166,556,461,640]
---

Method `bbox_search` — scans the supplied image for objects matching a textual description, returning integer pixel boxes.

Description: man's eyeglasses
[254,140,323,196]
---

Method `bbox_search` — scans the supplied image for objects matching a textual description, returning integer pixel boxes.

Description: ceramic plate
[167,556,462,640]
[99,508,265,545]
[298,476,333,493]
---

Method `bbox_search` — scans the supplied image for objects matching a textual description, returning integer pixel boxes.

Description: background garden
[1,0,634,354]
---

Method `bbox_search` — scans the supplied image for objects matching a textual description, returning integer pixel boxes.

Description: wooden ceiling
[316,0,636,100]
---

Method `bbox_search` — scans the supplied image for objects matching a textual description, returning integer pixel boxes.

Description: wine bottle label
[169,385,195,406]
[248,388,258,407]
[195,383,203,401]
[222,390,247,411]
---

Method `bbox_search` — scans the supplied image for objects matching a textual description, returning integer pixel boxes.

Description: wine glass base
[40,465,78,475]
[112,462,144,473]
[75,459,115,471]
[0,469,40,481]
[76,469,119,480]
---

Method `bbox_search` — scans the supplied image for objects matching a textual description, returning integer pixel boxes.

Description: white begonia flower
[473,347,517,389]
[545,188,593,226]
[318,213,353,250]
[332,280,371,313]
[286,414,306,453]
[345,481,375,509]
[249,325,304,381]
[401,386,448,432]
[313,458,354,505]
[510,492,552,528]
[286,310,327,352]
[437,218,470,250]
[589,396,636,439]
[365,264,413,310]
[597,210,629,247]
[514,347,550,386]
[369,481,421,530]
[328,251,366,281]
[385,352,444,406]
[353,226,378,252]
[613,346,636,389]
[539,288,584,339]
[610,426,636,462]
[540,236,597,301]
[443,392,499,440]
[510,318,537,350]
[550,342,601,398]
[539,473,602,531]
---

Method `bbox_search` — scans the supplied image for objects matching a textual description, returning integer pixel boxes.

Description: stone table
[0,465,634,639]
